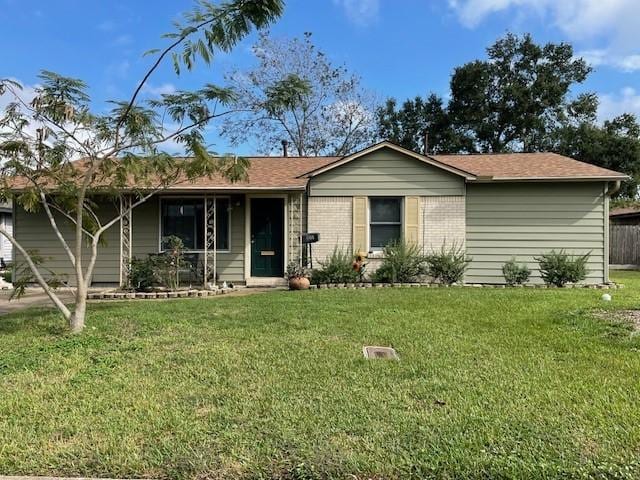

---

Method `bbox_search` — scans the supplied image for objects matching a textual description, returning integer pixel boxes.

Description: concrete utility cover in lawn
[363,346,399,360]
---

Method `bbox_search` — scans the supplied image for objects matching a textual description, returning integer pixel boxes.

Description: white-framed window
[160,197,230,252]
[369,197,403,251]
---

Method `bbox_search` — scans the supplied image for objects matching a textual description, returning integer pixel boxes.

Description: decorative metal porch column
[288,192,304,266]
[203,194,216,288]
[119,194,133,287]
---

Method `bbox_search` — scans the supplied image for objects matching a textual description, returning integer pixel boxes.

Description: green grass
[1,274,640,479]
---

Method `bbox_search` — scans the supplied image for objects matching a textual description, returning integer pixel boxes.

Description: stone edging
[88,288,233,300]
[309,282,622,290]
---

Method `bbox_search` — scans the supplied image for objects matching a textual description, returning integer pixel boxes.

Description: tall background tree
[0,0,285,332]
[377,32,640,197]
[220,32,378,156]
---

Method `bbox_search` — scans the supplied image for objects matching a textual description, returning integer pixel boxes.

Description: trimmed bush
[535,250,590,287]
[311,247,359,284]
[425,244,470,285]
[502,258,531,285]
[373,241,427,283]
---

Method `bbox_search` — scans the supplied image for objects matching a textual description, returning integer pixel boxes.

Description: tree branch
[0,226,71,320]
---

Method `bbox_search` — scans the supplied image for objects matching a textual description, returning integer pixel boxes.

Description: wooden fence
[610,224,640,266]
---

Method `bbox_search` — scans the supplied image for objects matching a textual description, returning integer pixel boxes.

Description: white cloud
[598,87,640,122]
[448,0,640,71]
[112,34,133,47]
[142,83,176,97]
[333,0,380,26]
[0,79,41,141]
[578,49,640,72]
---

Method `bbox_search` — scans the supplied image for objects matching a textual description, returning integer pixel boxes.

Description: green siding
[309,147,464,196]
[465,183,607,284]
[133,195,245,282]
[15,195,246,286]
[14,199,120,285]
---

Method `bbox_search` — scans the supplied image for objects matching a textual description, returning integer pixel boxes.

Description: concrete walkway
[0,286,286,315]
[0,289,77,315]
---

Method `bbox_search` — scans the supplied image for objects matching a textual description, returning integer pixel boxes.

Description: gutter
[467,176,629,183]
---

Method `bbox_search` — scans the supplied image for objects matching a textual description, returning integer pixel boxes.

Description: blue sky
[3,0,640,154]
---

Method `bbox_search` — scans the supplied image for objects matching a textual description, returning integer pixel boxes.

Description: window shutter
[353,196,368,253]
[404,196,420,245]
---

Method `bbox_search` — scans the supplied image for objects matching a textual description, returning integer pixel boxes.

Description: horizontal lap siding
[309,148,464,197]
[132,195,245,282]
[465,183,606,284]
[15,200,120,285]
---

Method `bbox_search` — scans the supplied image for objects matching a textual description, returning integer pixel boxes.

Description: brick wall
[305,195,466,271]
[307,197,352,265]
[422,196,466,252]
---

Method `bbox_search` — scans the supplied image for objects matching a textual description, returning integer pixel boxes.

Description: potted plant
[286,260,310,290]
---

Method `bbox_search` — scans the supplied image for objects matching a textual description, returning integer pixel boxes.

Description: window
[369,197,402,251]
[160,197,230,251]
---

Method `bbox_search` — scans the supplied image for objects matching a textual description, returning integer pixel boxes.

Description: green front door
[250,198,285,277]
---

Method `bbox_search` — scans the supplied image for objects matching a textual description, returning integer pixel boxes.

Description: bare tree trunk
[70,285,87,334]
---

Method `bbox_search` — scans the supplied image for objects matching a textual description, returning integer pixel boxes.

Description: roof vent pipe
[423,130,429,155]
[281,139,289,157]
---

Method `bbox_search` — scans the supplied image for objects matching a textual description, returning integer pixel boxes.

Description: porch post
[119,194,133,287]
[204,194,216,288]
[288,192,304,267]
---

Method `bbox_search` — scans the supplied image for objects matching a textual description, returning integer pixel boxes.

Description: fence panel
[610,224,640,265]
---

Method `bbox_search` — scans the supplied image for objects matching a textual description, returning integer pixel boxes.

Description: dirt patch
[594,309,640,333]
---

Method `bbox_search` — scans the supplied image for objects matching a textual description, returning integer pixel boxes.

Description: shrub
[502,258,531,285]
[535,250,590,287]
[155,235,188,289]
[128,257,155,291]
[1,269,12,283]
[425,244,470,285]
[311,247,359,284]
[373,241,427,283]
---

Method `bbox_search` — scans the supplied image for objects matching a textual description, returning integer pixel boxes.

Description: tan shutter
[404,196,420,245]
[353,196,368,254]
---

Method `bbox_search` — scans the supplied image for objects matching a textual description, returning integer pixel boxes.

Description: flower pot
[289,276,310,290]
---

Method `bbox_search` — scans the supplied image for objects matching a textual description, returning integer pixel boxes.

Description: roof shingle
[431,152,627,180]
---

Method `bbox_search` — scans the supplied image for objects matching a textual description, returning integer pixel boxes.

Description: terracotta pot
[289,276,310,290]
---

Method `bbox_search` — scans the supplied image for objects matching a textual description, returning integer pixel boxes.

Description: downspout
[607,180,622,197]
[603,181,621,284]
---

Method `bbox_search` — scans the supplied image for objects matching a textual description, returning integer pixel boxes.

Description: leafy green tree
[0,0,284,332]
[448,33,592,153]
[376,94,472,153]
[553,114,640,198]
[220,32,378,156]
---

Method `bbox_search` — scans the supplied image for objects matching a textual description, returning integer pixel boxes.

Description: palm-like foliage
[0,0,285,332]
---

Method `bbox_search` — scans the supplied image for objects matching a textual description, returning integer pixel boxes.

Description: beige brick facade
[307,197,352,265]
[306,195,466,268]
[421,196,466,253]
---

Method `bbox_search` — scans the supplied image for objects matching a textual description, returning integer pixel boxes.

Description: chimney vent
[281,139,289,157]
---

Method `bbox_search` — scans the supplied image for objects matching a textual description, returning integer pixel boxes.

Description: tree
[448,33,591,153]
[376,94,472,154]
[553,113,640,198]
[377,33,593,155]
[220,32,378,156]
[0,0,285,333]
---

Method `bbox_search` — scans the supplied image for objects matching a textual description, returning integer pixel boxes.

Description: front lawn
[1,274,640,479]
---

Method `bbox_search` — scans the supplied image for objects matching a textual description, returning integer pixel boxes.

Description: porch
[121,191,305,288]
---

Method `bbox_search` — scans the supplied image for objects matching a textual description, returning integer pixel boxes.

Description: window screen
[369,197,402,250]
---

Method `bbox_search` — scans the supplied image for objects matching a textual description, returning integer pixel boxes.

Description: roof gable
[301,141,477,180]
